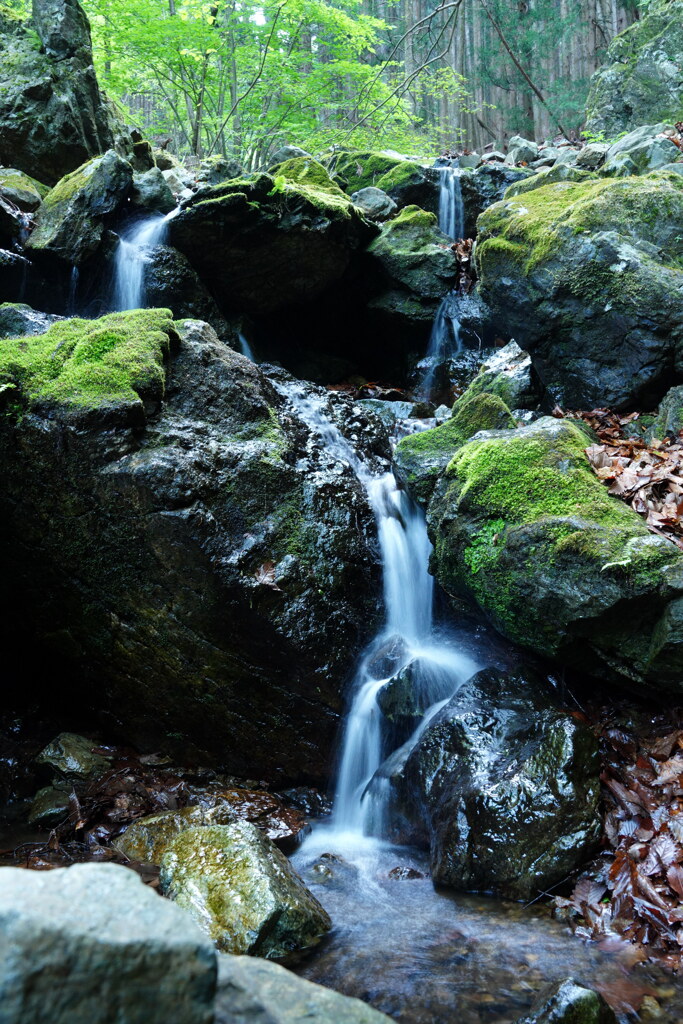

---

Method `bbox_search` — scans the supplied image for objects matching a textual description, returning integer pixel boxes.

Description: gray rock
[575,142,609,170]
[602,124,679,175]
[654,385,683,439]
[399,668,601,900]
[519,977,617,1024]
[505,136,539,165]
[268,145,311,166]
[131,167,176,214]
[553,148,579,165]
[0,3,124,186]
[160,822,331,960]
[36,732,110,782]
[480,151,506,163]
[215,954,393,1024]
[457,153,481,168]
[585,0,683,137]
[350,186,397,222]
[456,340,540,410]
[0,303,61,338]
[0,862,216,1024]
[196,155,243,185]
[534,147,561,166]
[661,161,683,176]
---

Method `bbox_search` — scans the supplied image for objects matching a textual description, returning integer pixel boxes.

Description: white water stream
[112,209,179,311]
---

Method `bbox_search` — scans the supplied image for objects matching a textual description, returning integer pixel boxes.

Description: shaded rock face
[169,172,377,315]
[142,244,233,337]
[476,173,683,410]
[215,955,393,1024]
[0,2,123,186]
[425,417,683,691]
[398,669,601,901]
[159,822,331,960]
[585,0,683,138]
[459,163,533,236]
[0,862,217,1024]
[0,315,384,780]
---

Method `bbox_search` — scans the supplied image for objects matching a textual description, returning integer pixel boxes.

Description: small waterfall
[280,385,477,849]
[67,265,79,316]
[238,333,256,361]
[437,165,464,240]
[112,209,178,312]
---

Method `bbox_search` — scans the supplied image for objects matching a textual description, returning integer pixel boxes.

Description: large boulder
[476,172,683,409]
[215,955,393,1024]
[168,168,377,314]
[459,163,533,236]
[26,151,133,265]
[601,124,681,176]
[0,313,383,779]
[328,149,439,212]
[398,668,600,900]
[585,0,683,138]
[425,416,683,691]
[141,244,233,336]
[0,862,216,1024]
[0,168,49,212]
[160,822,331,959]
[0,1,124,186]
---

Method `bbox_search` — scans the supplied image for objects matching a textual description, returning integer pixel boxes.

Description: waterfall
[112,209,178,312]
[238,333,256,361]
[417,165,466,400]
[280,385,477,849]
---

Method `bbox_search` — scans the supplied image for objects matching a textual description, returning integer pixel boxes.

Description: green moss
[331,150,409,193]
[376,160,425,192]
[41,159,95,210]
[0,168,49,198]
[267,157,345,198]
[504,164,594,199]
[0,308,177,411]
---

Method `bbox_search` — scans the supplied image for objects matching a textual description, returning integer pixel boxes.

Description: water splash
[112,209,179,311]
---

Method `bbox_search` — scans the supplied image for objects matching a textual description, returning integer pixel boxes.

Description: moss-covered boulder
[654,384,683,439]
[427,417,683,690]
[393,392,515,506]
[0,168,49,212]
[328,150,439,212]
[476,172,683,409]
[457,340,540,411]
[399,668,601,900]
[504,163,594,198]
[601,124,682,177]
[0,1,125,186]
[114,806,237,865]
[160,822,331,959]
[585,0,683,138]
[168,171,376,314]
[0,316,383,779]
[26,151,133,265]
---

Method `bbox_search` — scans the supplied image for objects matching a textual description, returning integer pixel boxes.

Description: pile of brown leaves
[555,407,683,549]
[452,237,475,295]
[557,715,683,969]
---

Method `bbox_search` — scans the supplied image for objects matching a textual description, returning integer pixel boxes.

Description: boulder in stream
[399,668,601,901]
[518,977,617,1024]
[160,821,331,959]
[0,861,217,1024]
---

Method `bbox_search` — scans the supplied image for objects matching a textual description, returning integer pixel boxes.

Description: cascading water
[417,164,466,400]
[112,209,178,311]
[238,333,256,362]
[280,385,477,855]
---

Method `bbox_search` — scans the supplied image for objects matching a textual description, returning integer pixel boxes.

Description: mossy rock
[26,150,133,265]
[394,392,515,506]
[114,805,237,865]
[0,307,177,418]
[456,341,540,412]
[0,167,49,211]
[427,416,683,690]
[476,171,683,409]
[328,150,438,212]
[504,163,594,198]
[329,150,413,193]
[268,157,346,198]
[367,205,456,302]
[159,822,331,960]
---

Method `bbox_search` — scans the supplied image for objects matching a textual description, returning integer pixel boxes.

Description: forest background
[6,0,652,166]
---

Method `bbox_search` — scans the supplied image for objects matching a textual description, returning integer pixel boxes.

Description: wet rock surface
[518,978,617,1024]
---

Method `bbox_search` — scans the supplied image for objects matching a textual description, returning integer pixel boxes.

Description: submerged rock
[400,668,601,900]
[426,417,683,691]
[0,862,216,1024]
[0,1,124,186]
[476,172,683,409]
[585,0,683,137]
[0,314,383,778]
[169,167,376,314]
[519,977,617,1024]
[160,822,331,959]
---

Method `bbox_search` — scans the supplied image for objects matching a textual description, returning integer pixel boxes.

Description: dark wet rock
[476,172,683,410]
[36,731,110,782]
[142,244,233,336]
[0,303,61,338]
[130,167,176,214]
[457,341,541,411]
[585,0,683,138]
[215,953,393,1024]
[0,861,216,1024]
[399,668,601,900]
[160,821,331,959]
[0,314,384,779]
[460,163,533,236]
[329,149,439,213]
[0,2,124,186]
[505,136,539,166]
[394,392,515,506]
[654,385,683,439]
[388,866,424,879]
[169,170,376,314]
[26,151,133,266]
[519,977,617,1024]
[350,186,397,222]
[276,786,332,818]
[0,198,29,249]
[0,168,49,212]
[427,416,683,690]
[0,250,32,299]
[27,783,71,827]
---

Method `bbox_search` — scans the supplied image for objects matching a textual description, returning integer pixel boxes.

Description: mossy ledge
[0,308,178,414]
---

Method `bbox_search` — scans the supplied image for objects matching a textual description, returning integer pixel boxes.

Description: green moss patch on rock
[427,416,683,690]
[0,308,176,414]
[394,392,515,506]
[268,157,347,198]
[0,167,49,211]
[367,205,456,304]
[504,163,595,199]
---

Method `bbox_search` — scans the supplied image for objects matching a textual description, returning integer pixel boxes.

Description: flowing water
[112,209,178,311]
